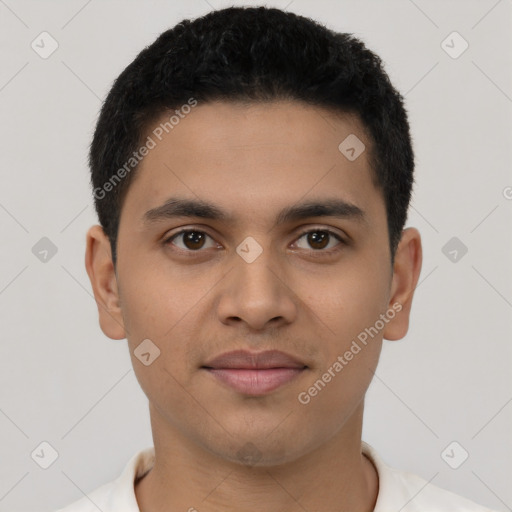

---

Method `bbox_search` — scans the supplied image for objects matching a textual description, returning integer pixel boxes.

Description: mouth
[201,349,308,396]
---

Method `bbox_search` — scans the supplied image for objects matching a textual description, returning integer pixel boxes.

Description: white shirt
[55,442,498,511]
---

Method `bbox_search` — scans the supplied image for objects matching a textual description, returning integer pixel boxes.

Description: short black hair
[89,6,414,268]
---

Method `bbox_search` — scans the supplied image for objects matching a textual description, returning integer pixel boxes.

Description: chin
[203,432,309,468]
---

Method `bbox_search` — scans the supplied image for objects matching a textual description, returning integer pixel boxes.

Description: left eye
[294,230,343,251]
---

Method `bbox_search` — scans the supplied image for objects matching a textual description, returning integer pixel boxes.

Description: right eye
[163,229,218,252]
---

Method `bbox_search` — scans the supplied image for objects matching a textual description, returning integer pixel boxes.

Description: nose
[216,244,297,332]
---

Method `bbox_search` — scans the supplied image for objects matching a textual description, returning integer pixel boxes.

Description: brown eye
[165,230,216,251]
[182,231,206,250]
[307,231,329,250]
[295,230,343,251]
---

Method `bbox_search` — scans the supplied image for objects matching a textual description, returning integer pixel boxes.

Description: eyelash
[162,227,346,256]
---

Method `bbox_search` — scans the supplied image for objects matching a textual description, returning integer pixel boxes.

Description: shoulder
[382,464,497,511]
[52,447,155,512]
[362,442,498,512]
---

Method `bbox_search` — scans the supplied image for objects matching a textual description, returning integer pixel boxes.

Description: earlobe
[382,227,423,341]
[84,225,126,340]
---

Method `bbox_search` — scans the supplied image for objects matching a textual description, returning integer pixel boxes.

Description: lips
[202,350,307,396]
[203,349,307,370]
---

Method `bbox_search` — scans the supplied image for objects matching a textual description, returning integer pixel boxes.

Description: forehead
[121,100,383,228]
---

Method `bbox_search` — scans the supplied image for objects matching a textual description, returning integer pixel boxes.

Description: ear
[84,225,126,340]
[382,227,422,341]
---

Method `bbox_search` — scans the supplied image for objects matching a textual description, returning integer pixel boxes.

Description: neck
[135,401,378,512]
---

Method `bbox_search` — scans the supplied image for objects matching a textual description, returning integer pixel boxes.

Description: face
[86,100,421,466]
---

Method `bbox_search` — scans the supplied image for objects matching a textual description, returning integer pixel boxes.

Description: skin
[85,100,422,512]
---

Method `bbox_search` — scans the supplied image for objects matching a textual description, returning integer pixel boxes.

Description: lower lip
[204,368,305,395]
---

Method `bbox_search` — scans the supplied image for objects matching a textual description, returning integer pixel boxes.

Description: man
[57,6,498,511]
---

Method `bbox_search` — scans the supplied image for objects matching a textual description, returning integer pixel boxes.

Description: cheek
[118,262,205,376]
[118,259,190,338]
[298,254,389,396]
[123,297,198,418]
[308,261,390,341]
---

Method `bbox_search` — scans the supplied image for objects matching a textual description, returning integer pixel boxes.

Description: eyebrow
[142,196,366,227]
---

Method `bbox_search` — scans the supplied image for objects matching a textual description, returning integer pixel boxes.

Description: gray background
[0,0,511,511]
